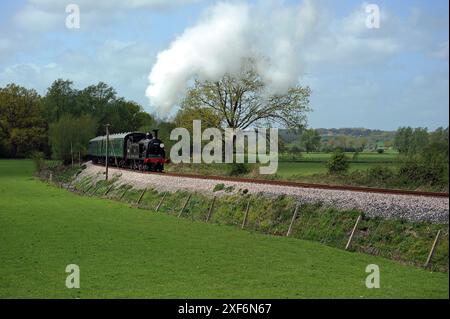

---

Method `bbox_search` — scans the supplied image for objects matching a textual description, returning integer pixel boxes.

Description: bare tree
[180,59,311,130]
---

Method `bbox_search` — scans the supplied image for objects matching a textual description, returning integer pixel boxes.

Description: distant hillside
[280,128,396,152]
[315,128,395,137]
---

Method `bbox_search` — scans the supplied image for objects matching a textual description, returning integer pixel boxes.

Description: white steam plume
[146,0,318,116]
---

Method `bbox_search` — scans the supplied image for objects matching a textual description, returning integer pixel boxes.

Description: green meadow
[0,160,448,298]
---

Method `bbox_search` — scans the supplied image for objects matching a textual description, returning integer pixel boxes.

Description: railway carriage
[88,130,167,171]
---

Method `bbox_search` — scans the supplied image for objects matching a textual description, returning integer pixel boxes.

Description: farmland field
[275,152,399,177]
[280,151,399,163]
[167,151,400,180]
[275,161,397,177]
[0,160,448,298]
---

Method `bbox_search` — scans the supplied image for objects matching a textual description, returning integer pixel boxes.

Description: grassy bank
[165,157,447,193]
[1,159,448,298]
[71,174,449,273]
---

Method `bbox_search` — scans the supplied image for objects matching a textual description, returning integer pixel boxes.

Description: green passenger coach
[87,131,167,171]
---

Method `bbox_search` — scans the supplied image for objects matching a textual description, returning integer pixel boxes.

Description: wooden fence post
[155,192,167,212]
[424,230,442,268]
[89,185,100,197]
[178,194,192,217]
[241,201,250,229]
[136,188,147,205]
[104,184,114,196]
[345,215,361,250]
[206,196,216,222]
[286,205,299,237]
[83,183,93,194]
[119,186,129,200]
[49,172,53,183]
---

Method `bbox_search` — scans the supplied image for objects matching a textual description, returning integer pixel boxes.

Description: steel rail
[91,163,448,198]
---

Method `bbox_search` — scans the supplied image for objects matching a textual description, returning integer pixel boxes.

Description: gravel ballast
[78,162,449,224]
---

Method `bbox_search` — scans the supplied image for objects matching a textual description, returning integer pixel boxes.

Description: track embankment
[85,162,449,223]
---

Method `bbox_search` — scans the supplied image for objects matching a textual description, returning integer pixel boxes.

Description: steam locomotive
[88,129,167,171]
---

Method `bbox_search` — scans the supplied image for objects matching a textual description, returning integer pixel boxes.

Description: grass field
[276,152,398,177]
[280,151,399,163]
[0,160,448,298]
[167,152,400,178]
[275,162,397,177]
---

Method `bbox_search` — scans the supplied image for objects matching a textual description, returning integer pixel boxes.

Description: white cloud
[13,0,202,31]
[0,40,154,107]
[146,0,320,115]
[28,0,201,11]
[1,0,447,129]
[145,1,411,115]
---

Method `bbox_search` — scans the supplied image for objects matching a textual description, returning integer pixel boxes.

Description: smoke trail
[146,0,318,116]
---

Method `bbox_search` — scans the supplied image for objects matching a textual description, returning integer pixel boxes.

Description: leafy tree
[327,150,349,174]
[394,127,430,155]
[48,115,97,163]
[300,129,321,153]
[44,80,155,136]
[394,126,448,188]
[278,137,288,154]
[42,79,77,123]
[410,127,429,154]
[179,59,311,130]
[337,135,348,150]
[394,127,414,154]
[289,145,302,160]
[174,104,222,133]
[103,99,155,134]
[359,137,368,152]
[0,84,47,158]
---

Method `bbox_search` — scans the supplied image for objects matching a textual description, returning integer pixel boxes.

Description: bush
[367,165,395,184]
[213,183,225,192]
[398,155,448,187]
[327,150,349,174]
[31,151,46,172]
[227,163,250,176]
[377,148,385,154]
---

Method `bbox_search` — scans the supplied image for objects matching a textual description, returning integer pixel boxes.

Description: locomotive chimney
[152,129,159,139]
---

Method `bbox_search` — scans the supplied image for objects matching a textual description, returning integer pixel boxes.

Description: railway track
[92,163,448,198]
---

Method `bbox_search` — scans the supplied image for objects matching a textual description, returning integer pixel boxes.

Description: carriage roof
[89,132,144,143]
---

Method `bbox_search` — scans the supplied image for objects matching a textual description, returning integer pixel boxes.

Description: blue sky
[0,0,448,130]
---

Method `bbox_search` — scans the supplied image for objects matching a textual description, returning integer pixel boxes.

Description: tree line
[0,80,158,162]
[1,60,313,163]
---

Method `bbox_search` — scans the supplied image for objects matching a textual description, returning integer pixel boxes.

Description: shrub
[224,185,235,193]
[213,183,225,192]
[398,155,448,187]
[31,151,46,172]
[367,166,395,184]
[227,163,250,176]
[377,148,385,154]
[327,150,349,174]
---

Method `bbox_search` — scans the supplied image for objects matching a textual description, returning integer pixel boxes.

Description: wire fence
[47,174,449,273]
